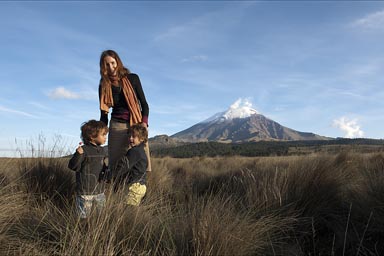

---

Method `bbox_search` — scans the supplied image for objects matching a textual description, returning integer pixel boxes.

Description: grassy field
[0,152,383,255]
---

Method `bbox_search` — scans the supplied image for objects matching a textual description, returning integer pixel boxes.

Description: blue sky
[1,1,384,156]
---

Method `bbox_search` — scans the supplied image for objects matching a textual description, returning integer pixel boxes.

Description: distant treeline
[150,138,384,158]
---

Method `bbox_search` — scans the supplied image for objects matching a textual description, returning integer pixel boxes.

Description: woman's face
[104,56,118,76]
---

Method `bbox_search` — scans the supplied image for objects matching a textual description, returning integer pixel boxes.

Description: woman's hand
[141,122,148,129]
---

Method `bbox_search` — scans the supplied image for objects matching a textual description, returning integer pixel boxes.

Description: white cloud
[0,105,37,118]
[352,10,384,30]
[155,25,187,42]
[154,3,250,46]
[333,117,364,138]
[28,101,49,110]
[181,55,208,63]
[47,87,80,99]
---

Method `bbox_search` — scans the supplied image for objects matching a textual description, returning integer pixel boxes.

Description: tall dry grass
[0,151,383,255]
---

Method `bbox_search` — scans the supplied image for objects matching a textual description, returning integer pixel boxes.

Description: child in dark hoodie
[113,123,148,206]
[68,120,109,218]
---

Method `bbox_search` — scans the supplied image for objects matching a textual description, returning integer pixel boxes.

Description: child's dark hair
[129,123,148,143]
[80,120,108,144]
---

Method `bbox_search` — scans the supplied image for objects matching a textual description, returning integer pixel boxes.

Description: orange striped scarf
[99,76,142,125]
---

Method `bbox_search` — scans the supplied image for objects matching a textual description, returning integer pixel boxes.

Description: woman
[98,50,151,172]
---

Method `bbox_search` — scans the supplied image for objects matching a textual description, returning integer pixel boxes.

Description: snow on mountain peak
[200,98,259,123]
[223,98,259,120]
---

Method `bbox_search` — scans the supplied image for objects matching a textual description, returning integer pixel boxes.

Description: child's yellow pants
[126,182,147,206]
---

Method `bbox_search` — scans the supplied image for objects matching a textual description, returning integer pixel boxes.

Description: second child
[113,123,148,206]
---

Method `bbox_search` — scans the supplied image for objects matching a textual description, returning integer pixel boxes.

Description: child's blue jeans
[76,193,106,218]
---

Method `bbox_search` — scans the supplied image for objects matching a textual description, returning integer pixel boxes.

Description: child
[68,120,109,218]
[113,123,148,206]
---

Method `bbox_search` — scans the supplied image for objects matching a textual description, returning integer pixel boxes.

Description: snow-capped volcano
[172,98,330,143]
[222,98,259,120]
[202,99,259,123]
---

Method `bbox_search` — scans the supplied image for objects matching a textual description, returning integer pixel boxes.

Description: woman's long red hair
[99,50,130,88]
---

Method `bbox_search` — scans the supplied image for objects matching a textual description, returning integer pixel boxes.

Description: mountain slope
[171,99,330,143]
